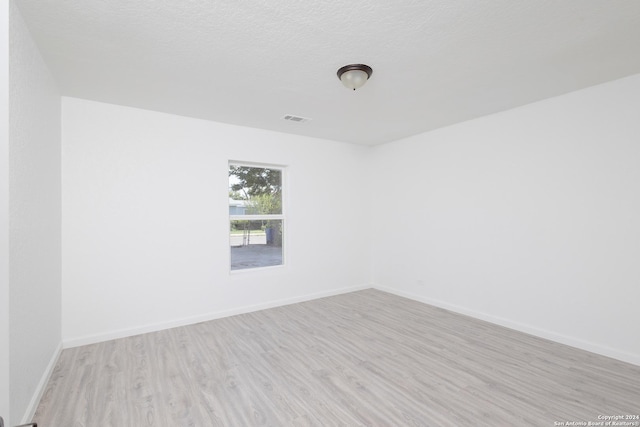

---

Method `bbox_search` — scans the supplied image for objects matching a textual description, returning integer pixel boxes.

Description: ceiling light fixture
[337,64,373,90]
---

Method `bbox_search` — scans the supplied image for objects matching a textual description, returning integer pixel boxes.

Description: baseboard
[21,340,62,424]
[374,285,640,367]
[63,284,371,349]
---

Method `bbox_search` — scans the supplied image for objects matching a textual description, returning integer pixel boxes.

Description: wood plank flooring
[33,289,640,426]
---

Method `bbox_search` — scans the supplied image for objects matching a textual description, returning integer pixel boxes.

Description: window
[229,163,284,271]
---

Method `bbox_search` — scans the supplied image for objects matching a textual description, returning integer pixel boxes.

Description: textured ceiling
[14,0,640,145]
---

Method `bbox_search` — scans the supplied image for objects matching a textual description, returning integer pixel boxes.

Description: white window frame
[229,161,286,272]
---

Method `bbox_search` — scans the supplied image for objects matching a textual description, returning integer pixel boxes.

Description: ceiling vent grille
[283,114,311,123]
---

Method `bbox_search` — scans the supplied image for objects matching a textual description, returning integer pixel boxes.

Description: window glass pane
[229,166,282,215]
[230,219,283,270]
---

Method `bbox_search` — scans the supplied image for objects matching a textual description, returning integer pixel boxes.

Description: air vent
[283,114,311,123]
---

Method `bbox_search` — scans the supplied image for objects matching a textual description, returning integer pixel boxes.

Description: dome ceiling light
[337,64,373,90]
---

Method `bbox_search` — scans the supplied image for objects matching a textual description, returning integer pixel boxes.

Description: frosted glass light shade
[340,69,369,90]
[337,64,373,90]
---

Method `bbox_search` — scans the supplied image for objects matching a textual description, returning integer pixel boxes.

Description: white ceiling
[15,0,640,146]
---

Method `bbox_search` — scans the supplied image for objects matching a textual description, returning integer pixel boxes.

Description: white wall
[0,1,10,423]
[372,73,640,365]
[62,97,370,345]
[9,2,62,424]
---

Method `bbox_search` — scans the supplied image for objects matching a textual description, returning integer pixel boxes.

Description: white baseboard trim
[21,340,63,424]
[374,285,640,367]
[63,284,371,349]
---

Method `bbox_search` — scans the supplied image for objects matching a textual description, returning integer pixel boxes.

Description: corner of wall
[8,0,63,423]
[19,342,62,424]
[0,0,11,422]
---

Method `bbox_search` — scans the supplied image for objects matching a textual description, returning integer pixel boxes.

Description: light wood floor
[34,289,640,426]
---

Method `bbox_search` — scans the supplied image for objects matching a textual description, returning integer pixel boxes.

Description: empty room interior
[2,0,640,426]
